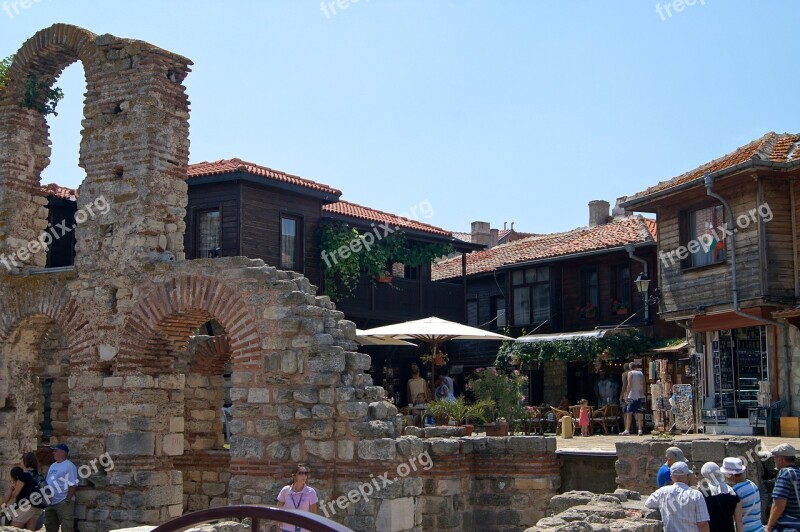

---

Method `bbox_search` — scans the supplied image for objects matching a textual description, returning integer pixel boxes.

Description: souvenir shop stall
[642,342,698,433]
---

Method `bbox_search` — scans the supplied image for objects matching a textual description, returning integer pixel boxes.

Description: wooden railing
[334,277,463,322]
[151,505,353,532]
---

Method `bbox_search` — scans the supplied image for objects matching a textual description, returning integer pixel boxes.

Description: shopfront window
[710,327,769,418]
[512,267,550,326]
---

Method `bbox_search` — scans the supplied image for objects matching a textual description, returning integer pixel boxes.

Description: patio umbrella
[360,316,513,385]
[355,329,417,347]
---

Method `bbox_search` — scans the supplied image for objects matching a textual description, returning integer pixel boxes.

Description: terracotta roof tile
[432,216,656,281]
[188,158,342,196]
[323,200,452,237]
[40,183,77,201]
[625,132,800,203]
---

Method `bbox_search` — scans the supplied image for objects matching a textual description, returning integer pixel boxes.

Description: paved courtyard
[553,432,800,453]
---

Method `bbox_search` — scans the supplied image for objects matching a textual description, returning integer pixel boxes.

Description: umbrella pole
[431,343,436,398]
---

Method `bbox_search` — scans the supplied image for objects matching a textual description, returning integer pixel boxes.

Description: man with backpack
[44,444,78,532]
[766,443,800,532]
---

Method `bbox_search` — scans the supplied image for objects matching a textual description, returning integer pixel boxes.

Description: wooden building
[621,131,800,430]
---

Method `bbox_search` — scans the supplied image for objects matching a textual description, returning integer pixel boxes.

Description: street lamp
[634,271,660,323]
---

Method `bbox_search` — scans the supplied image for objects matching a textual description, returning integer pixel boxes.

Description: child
[579,398,591,437]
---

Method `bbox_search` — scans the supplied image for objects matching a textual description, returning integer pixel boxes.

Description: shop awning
[646,341,689,353]
[515,328,630,343]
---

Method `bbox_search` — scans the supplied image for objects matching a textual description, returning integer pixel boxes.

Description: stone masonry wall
[615,437,765,497]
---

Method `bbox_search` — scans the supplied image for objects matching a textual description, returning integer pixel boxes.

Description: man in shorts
[621,361,646,435]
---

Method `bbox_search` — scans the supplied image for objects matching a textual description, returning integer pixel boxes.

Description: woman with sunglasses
[276,464,319,532]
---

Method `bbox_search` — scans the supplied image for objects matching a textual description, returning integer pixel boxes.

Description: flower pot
[376,275,392,283]
[433,356,445,366]
[463,424,474,436]
[615,308,628,316]
[485,421,509,437]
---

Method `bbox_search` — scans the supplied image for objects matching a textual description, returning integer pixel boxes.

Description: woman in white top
[622,361,646,435]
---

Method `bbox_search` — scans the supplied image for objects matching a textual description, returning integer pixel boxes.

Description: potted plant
[461,398,493,436]
[578,303,598,319]
[420,351,449,368]
[611,299,629,315]
[376,270,393,283]
[468,367,528,436]
[424,399,456,426]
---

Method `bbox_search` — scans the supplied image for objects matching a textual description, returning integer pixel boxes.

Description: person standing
[578,399,591,437]
[407,363,430,405]
[657,447,687,487]
[622,361,646,436]
[645,461,710,531]
[766,443,800,532]
[2,467,38,530]
[21,453,45,531]
[276,464,319,532]
[700,462,743,532]
[44,443,78,532]
[619,363,630,404]
[721,457,762,532]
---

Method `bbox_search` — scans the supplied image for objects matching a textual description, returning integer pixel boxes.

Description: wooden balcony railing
[334,277,463,322]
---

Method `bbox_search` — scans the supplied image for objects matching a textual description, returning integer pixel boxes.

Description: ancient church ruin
[0,25,560,532]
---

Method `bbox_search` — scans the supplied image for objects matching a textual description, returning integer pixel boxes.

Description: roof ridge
[325,199,451,234]
[754,131,780,160]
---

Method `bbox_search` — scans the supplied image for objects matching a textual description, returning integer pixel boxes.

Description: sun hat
[720,457,746,475]
[770,443,797,457]
[670,461,690,475]
[701,461,732,495]
[665,446,686,462]
[50,443,69,453]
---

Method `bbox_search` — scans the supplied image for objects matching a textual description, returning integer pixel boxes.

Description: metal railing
[151,505,354,532]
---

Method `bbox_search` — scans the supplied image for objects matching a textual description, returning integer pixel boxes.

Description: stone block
[169,416,184,433]
[376,497,415,531]
[107,432,156,456]
[306,440,336,460]
[162,433,184,456]
[229,437,264,459]
[247,388,270,403]
[691,440,726,463]
[202,482,227,496]
[396,437,424,458]
[338,440,354,460]
[312,405,335,419]
[358,438,397,460]
[507,435,547,454]
[428,438,460,456]
[123,375,156,389]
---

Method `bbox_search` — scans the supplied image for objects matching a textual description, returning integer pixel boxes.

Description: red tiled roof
[625,132,800,203]
[323,200,452,237]
[188,158,342,196]
[432,215,656,281]
[40,183,77,200]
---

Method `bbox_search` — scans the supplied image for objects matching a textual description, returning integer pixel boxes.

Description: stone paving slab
[552,433,800,453]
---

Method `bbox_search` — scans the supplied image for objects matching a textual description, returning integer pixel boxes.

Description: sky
[1,0,799,235]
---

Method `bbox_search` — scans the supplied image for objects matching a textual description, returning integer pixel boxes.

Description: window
[197,209,221,259]
[611,264,631,310]
[467,299,478,326]
[491,296,506,328]
[280,215,302,271]
[581,268,599,308]
[687,204,725,267]
[512,267,550,326]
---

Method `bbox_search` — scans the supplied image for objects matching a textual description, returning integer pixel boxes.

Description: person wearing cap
[658,447,687,487]
[645,461,710,531]
[721,457,762,532]
[44,443,78,532]
[699,461,743,532]
[766,443,800,532]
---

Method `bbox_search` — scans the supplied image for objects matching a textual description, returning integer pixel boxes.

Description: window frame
[279,212,304,272]
[194,206,222,259]
[511,266,550,326]
[490,295,506,329]
[681,203,726,269]
[611,264,631,311]
[580,268,599,310]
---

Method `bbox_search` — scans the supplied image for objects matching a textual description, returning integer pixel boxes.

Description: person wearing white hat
[766,443,800,532]
[721,457,762,532]
[699,461,743,532]
[645,461,710,532]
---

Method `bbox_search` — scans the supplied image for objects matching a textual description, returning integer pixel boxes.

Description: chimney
[612,197,627,218]
[588,200,610,227]
[489,228,499,247]
[471,221,491,246]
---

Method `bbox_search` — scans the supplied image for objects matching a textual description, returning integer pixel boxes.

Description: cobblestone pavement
[553,432,800,453]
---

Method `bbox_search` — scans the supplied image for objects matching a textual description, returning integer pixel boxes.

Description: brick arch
[0,278,92,363]
[190,335,232,376]
[117,275,259,374]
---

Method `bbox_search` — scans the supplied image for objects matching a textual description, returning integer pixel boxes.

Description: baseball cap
[50,443,69,453]
[665,446,686,462]
[720,457,746,475]
[670,461,690,475]
[770,443,797,457]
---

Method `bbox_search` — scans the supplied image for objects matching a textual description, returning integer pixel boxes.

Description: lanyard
[289,490,304,509]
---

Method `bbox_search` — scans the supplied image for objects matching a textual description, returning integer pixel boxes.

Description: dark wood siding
[184,182,241,259]
[762,176,796,299]
[239,182,324,286]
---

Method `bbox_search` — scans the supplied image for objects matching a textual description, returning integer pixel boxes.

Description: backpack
[27,472,49,509]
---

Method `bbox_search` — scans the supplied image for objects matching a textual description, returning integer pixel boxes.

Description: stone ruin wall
[0,24,563,532]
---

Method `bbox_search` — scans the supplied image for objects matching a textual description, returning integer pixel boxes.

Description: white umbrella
[360,316,513,384]
[355,329,417,347]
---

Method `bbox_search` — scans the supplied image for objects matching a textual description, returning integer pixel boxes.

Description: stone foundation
[528,489,662,532]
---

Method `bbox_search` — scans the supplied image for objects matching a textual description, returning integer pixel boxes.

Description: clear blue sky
[2,1,799,234]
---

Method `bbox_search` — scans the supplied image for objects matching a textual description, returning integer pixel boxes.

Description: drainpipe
[704,172,792,412]
[625,244,649,322]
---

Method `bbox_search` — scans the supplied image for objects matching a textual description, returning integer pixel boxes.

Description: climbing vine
[318,221,453,301]
[0,55,65,116]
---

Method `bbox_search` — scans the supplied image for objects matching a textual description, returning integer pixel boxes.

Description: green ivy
[0,55,65,116]
[496,330,657,365]
[318,221,453,301]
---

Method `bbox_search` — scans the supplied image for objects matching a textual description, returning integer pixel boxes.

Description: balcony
[334,276,464,323]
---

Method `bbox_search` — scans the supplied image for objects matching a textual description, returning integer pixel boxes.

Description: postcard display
[672,384,694,432]
[648,359,674,432]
